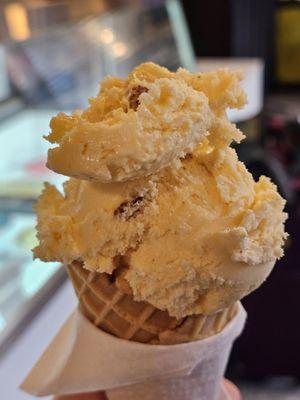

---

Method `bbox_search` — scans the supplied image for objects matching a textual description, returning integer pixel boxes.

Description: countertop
[0,280,77,399]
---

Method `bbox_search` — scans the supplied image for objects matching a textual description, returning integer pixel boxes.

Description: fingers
[223,378,242,400]
[53,391,107,400]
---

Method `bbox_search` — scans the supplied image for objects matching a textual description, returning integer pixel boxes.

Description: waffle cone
[67,261,237,345]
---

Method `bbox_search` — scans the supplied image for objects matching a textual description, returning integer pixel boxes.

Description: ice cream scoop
[46,63,245,183]
[34,148,286,318]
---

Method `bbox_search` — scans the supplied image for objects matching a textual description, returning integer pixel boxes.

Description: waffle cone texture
[67,261,237,345]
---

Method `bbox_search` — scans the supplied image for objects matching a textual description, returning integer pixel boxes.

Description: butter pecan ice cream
[34,63,287,318]
[46,63,245,182]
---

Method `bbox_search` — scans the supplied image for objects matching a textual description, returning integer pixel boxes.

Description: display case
[0,0,195,355]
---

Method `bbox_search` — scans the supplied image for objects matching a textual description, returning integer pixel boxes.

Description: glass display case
[0,108,66,355]
[0,0,195,355]
[3,0,194,109]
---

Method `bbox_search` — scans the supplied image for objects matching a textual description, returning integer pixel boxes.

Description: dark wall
[181,0,231,57]
[181,0,275,87]
[230,0,274,87]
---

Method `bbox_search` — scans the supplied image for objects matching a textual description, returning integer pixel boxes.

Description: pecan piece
[128,85,148,110]
[180,153,193,161]
[114,196,144,220]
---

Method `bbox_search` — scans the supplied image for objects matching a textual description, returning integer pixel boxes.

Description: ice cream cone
[67,261,237,345]
[25,61,286,400]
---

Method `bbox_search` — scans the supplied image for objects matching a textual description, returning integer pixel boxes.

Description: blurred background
[0,1,299,399]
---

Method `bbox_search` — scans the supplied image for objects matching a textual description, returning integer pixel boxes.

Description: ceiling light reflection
[4,2,30,41]
[112,41,128,58]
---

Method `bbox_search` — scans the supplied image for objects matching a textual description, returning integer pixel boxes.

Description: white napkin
[21,303,246,399]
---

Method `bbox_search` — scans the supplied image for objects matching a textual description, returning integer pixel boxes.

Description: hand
[223,378,242,400]
[53,379,241,400]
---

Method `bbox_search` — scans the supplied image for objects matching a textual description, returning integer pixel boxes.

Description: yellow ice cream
[46,63,245,182]
[34,63,287,319]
